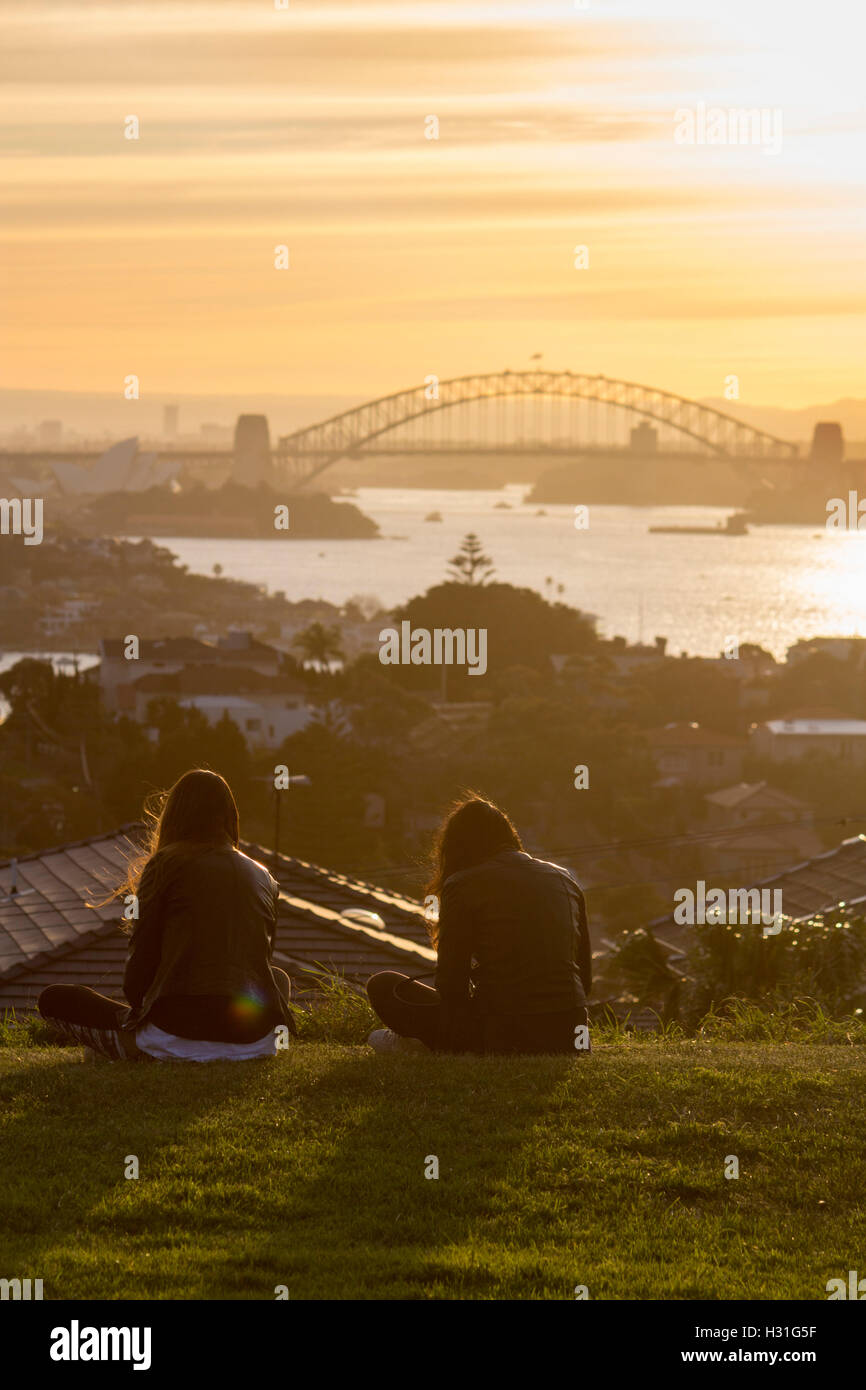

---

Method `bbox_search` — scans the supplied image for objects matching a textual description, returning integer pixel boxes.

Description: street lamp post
[267,773,311,870]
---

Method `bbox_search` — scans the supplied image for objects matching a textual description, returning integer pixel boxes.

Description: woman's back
[141,844,277,986]
[125,842,286,1040]
[38,768,294,1061]
[436,848,591,1016]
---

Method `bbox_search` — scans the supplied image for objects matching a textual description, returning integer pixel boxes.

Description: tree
[447,533,495,585]
[343,593,384,623]
[389,581,598,697]
[293,622,344,670]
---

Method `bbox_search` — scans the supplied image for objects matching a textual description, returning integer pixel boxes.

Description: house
[700,778,822,872]
[131,665,313,748]
[700,781,822,878]
[174,695,312,748]
[750,718,866,766]
[646,722,746,788]
[98,631,283,713]
[0,828,433,1016]
[39,597,101,636]
[786,637,866,670]
[602,635,668,677]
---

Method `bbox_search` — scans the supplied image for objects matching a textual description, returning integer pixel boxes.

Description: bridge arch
[276,371,798,485]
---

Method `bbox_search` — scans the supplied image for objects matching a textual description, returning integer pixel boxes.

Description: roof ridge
[240,838,425,915]
[276,891,434,962]
[0,823,143,870]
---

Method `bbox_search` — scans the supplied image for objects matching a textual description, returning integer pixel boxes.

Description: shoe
[367,1029,428,1054]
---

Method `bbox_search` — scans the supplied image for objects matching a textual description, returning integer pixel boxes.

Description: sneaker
[367,1028,428,1054]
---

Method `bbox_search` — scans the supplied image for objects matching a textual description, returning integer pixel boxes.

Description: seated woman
[367,794,592,1055]
[39,768,294,1062]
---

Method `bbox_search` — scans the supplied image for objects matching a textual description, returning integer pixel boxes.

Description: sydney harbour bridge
[273,370,799,486]
[1,371,801,488]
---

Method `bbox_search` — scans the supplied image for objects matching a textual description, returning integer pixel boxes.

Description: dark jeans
[367,970,589,1056]
[38,985,144,1060]
[39,969,292,1061]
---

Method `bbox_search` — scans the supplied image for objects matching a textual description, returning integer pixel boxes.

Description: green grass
[1,1038,863,1300]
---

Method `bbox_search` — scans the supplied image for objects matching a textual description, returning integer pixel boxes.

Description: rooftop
[99,634,281,665]
[648,833,866,948]
[704,781,807,811]
[0,828,432,1015]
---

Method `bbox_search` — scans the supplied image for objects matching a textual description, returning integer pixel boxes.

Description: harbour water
[144,487,866,661]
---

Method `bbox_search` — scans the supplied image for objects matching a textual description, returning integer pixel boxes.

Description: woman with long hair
[39,768,294,1062]
[366,793,592,1055]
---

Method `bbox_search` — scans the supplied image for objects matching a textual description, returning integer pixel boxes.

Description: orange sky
[1,0,863,406]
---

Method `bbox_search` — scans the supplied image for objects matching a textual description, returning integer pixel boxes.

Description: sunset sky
[1,0,863,409]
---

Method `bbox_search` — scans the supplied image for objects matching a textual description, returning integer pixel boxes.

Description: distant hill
[4,387,866,451]
[699,397,866,447]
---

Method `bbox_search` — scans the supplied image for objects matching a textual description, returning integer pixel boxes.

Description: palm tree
[446,533,495,585]
[293,621,344,670]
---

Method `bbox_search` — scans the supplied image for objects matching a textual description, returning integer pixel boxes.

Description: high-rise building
[37,419,63,446]
[233,414,272,484]
[163,404,179,439]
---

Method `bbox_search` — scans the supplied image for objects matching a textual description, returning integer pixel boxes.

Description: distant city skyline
[4,387,866,447]
[2,1,863,407]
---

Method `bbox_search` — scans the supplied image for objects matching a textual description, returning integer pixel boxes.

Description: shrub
[683,910,866,1021]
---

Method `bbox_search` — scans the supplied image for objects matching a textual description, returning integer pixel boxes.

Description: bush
[683,910,866,1021]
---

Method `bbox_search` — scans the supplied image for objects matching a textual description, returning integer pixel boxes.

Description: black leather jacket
[123,843,291,1034]
[435,849,591,1019]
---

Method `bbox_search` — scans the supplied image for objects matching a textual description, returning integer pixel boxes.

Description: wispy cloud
[1,0,863,402]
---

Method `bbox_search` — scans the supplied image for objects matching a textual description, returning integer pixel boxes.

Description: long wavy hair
[114,768,240,917]
[424,793,522,945]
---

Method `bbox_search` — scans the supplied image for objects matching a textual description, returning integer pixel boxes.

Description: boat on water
[424,510,443,522]
[649,511,749,536]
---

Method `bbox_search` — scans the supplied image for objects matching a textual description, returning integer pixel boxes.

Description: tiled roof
[703,781,806,811]
[242,839,431,947]
[0,828,433,1014]
[0,830,138,978]
[744,835,866,919]
[649,834,866,948]
[99,637,281,664]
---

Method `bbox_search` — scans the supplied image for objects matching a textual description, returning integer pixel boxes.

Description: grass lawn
[1,1040,863,1300]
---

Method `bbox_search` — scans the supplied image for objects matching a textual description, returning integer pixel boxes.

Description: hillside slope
[1,1043,862,1300]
